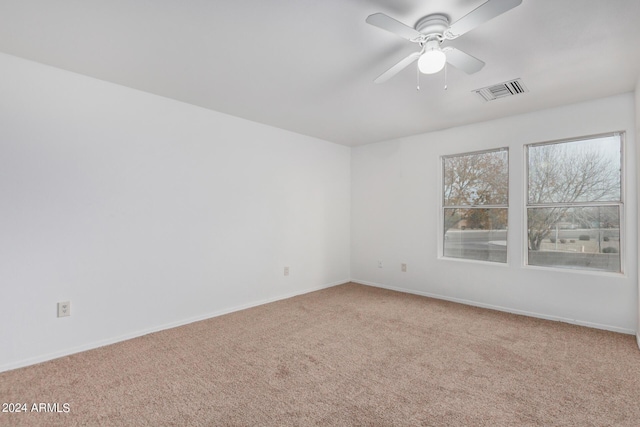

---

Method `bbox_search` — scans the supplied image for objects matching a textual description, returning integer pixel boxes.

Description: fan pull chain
[416,62,420,91]
[444,62,448,91]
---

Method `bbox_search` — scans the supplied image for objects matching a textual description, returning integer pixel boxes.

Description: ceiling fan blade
[374,51,421,84]
[366,13,422,42]
[443,47,485,74]
[444,0,522,39]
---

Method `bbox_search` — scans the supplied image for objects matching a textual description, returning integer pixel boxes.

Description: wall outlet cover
[57,301,70,317]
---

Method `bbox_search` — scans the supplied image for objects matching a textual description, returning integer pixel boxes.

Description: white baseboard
[351,279,636,336]
[1,279,348,373]
[637,333,640,350]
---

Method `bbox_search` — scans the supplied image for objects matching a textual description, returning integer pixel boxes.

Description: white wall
[0,53,351,372]
[352,93,638,333]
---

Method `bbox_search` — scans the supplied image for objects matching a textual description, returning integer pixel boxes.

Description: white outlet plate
[57,301,70,317]
[378,261,383,268]
[401,263,407,272]
[284,266,289,276]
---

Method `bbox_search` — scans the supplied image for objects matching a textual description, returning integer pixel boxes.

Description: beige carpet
[1,282,639,426]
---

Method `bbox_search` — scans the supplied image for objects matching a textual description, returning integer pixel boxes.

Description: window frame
[524,131,625,274]
[440,147,510,264]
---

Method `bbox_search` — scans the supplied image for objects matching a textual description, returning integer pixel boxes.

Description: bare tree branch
[527,140,620,250]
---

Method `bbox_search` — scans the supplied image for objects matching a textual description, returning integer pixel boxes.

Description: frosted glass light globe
[418,49,446,74]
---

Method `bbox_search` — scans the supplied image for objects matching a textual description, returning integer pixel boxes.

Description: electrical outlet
[284,266,289,276]
[401,263,407,272]
[57,301,70,317]
[378,261,383,268]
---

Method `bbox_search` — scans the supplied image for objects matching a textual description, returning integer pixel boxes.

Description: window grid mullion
[527,201,622,209]
[445,204,508,209]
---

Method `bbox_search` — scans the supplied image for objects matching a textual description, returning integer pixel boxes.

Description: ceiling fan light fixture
[418,41,446,74]
[367,0,523,84]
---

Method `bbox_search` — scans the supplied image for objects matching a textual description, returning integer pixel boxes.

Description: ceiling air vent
[474,79,528,102]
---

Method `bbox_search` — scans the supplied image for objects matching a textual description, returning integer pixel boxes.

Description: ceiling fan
[366,0,522,84]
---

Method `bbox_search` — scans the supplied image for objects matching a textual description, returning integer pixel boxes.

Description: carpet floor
[1,282,639,426]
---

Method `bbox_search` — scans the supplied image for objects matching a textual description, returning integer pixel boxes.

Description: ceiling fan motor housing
[415,14,450,38]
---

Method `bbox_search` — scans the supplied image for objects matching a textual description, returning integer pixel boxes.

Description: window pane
[528,136,621,204]
[444,150,508,206]
[444,208,508,263]
[527,206,620,272]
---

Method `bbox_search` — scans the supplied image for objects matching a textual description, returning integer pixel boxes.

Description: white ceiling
[0,0,639,146]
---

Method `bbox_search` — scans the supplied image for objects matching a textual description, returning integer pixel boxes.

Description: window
[526,133,623,273]
[442,148,508,263]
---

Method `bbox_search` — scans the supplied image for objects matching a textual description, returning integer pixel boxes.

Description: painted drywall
[351,93,638,333]
[0,53,351,372]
